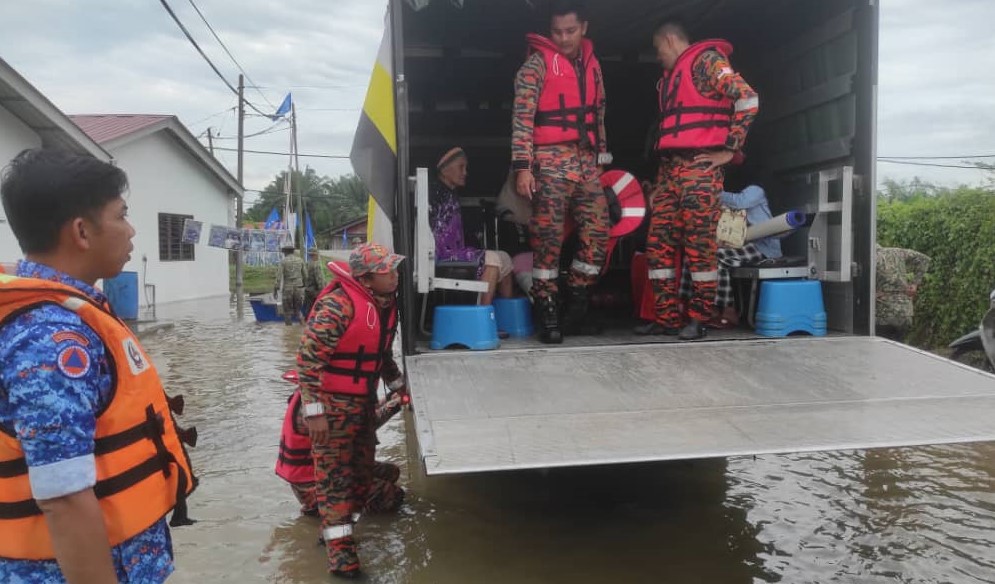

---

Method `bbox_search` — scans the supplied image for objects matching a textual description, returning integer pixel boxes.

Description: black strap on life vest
[657,68,734,140]
[325,344,381,384]
[0,406,196,525]
[279,439,311,458]
[534,58,596,148]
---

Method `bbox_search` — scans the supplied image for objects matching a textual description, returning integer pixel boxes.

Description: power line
[211,120,290,140]
[157,0,271,117]
[247,84,367,90]
[185,0,276,111]
[877,159,988,170]
[211,147,350,159]
[877,154,995,160]
[296,108,362,112]
[188,105,237,127]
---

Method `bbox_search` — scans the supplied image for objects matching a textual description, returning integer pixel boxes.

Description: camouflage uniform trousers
[646,157,725,327]
[308,391,403,574]
[282,286,305,321]
[529,173,610,299]
[290,408,403,518]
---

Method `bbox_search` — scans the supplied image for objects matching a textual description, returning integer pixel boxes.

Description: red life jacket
[309,262,398,397]
[656,39,735,152]
[527,34,601,148]
[275,390,314,484]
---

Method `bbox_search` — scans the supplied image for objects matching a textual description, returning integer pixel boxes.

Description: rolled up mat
[746,210,806,242]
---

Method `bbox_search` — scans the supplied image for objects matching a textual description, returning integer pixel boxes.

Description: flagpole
[291,102,306,251]
[235,74,245,318]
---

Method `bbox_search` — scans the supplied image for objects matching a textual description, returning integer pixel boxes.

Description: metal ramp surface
[405,337,995,475]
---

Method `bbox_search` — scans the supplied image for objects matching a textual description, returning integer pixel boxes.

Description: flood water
[144,298,995,583]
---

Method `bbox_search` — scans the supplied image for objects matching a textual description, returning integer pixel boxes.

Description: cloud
[877,0,995,186]
[0,0,386,201]
[1,0,993,198]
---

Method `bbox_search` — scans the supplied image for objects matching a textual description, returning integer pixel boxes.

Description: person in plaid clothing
[679,185,781,327]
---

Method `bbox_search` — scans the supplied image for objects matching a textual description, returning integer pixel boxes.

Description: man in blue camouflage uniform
[0,149,178,583]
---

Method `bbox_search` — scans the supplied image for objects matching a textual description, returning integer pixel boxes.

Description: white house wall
[0,106,42,260]
[112,131,233,306]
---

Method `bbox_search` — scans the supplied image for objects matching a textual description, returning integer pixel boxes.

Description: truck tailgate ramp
[405,337,995,475]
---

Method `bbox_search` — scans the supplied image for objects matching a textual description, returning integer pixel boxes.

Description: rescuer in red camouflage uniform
[512,0,611,344]
[636,20,759,340]
[295,243,407,579]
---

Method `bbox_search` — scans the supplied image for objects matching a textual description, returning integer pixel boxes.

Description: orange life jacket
[310,263,398,397]
[275,390,314,484]
[656,39,736,151]
[0,275,196,560]
[527,34,601,148]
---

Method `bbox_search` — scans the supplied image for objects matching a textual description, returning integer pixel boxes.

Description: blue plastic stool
[492,297,534,338]
[430,305,501,350]
[755,280,827,337]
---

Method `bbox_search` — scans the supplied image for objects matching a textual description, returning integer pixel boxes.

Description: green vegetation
[229,263,278,295]
[877,179,995,347]
[244,169,367,247]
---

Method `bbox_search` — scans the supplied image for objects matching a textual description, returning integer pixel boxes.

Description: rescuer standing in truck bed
[637,20,759,340]
[512,0,612,344]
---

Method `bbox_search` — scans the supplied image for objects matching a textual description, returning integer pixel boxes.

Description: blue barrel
[104,271,139,320]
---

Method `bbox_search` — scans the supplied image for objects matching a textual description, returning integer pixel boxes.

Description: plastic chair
[493,297,534,338]
[755,280,827,337]
[430,305,501,350]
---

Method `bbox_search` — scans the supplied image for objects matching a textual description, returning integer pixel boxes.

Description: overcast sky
[1,0,992,204]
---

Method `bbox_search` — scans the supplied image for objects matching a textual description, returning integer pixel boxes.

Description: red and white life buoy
[600,170,646,238]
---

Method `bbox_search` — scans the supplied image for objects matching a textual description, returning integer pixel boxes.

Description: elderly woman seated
[430,147,514,306]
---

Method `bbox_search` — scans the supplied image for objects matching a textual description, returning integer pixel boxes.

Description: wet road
[145,298,995,583]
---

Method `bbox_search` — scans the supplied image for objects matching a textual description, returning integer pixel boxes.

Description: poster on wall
[224,228,244,250]
[264,231,281,252]
[248,230,267,252]
[181,219,203,245]
[207,225,228,248]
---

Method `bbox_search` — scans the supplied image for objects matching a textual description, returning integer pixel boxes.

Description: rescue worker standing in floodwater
[636,20,759,340]
[296,243,407,579]
[0,149,197,583]
[513,0,611,344]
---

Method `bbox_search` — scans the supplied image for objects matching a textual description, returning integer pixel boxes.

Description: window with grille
[158,213,195,261]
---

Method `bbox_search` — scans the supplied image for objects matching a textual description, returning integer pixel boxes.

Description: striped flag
[350,23,396,250]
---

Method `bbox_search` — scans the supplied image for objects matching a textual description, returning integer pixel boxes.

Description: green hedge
[877,188,995,347]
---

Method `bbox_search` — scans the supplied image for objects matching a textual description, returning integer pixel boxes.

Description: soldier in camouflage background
[296,243,406,579]
[876,244,931,341]
[303,248,326,317]
[637,21,759,340]
[275,245,306,325]
[512,0,611,344]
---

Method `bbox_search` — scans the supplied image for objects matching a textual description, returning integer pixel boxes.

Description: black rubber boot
[562,287,601,336]
[678,319,707,341]
[536,296,563,344]
[633,321,680,336]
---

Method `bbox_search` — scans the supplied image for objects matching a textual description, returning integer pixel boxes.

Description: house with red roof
[69,114,242,308]
[1,58,242,310]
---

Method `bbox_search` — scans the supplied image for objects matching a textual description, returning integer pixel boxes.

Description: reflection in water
[147,298,995,583]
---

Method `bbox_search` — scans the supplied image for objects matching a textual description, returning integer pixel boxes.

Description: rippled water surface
[145,298,995,583]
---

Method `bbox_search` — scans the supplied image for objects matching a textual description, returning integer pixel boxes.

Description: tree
[877,177,941,202]
[245,168,368,246]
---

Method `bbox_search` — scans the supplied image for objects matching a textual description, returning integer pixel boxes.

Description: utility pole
[291,102,306,251]
[235,74,245,318]
[206,127,214,156]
